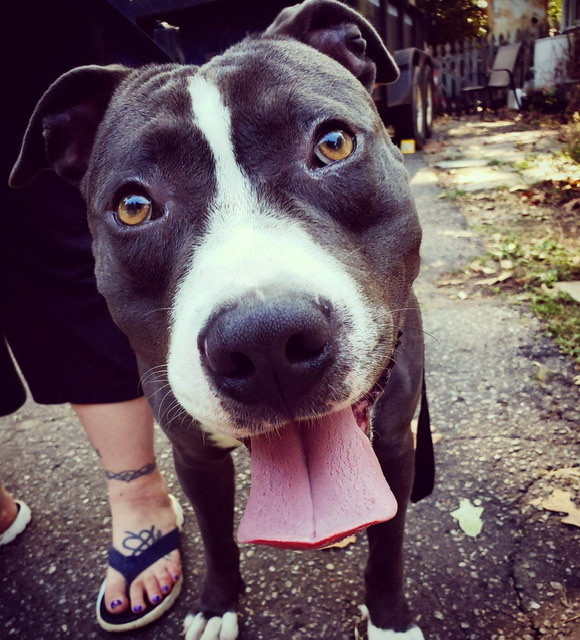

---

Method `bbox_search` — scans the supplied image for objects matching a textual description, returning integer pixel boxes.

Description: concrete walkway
[427,118,579,192]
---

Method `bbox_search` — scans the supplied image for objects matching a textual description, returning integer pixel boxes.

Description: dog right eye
[314,130,356,166]
[116,194,153,226]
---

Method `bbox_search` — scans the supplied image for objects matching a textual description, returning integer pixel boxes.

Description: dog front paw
[360,605,425,639]
[183,611,239,640]
[367,624,425,640]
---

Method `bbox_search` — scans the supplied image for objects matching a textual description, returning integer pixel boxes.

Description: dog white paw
[360,605,425,639]
[183,611,239,640]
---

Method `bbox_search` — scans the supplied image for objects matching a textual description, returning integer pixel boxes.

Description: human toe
[128,579,148,614]
[158,567,176,596]
[103,569,130,614]
[142,572,164,607]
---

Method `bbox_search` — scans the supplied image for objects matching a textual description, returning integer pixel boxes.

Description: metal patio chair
[461,43,523,115]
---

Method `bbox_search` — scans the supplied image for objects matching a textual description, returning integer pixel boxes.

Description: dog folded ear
[265,0,399,91]
[9,64,130,189]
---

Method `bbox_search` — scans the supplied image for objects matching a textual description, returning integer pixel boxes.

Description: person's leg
[3,173,182,623]
[72,398,181,616]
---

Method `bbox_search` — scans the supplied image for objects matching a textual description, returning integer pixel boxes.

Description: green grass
[442,188,468,200]
[487,158,507,167]
[530,291,580,361]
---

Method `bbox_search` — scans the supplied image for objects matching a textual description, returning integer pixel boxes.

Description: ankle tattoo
[122,525,163,556]
[104,461,157,482]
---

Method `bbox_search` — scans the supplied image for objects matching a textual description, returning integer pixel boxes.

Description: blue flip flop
[96,495,184,632]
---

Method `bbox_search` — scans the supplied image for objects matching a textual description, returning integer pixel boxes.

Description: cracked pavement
[1,150,579,639]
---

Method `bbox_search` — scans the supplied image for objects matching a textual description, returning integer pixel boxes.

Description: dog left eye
[314,130,355,165]
[116,194,153,226]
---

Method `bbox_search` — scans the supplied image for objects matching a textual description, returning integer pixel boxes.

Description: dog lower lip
[351,364,396,432]
[239,365,395,445]
[240,400,376,447]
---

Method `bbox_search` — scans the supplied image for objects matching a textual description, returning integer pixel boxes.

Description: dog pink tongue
[238,407,397,549]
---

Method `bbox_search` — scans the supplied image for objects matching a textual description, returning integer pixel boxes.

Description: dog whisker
[142,307,173,318]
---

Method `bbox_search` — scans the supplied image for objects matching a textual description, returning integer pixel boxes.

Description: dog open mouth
[238,375,398,550]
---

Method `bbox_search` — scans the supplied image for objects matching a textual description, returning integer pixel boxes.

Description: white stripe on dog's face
[166,75,379,438]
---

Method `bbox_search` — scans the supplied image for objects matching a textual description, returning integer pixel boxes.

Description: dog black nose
[200,295,335,414]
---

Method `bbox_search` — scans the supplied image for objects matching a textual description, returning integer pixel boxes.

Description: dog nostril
[225,352,255,379]
[203,339,255,379]
[285,330,329,364]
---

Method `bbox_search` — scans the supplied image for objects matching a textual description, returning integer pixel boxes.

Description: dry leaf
[545,467,580,479]
[437,230,476,238]
[474,271,514,286]
[451,498,484,537]
[437,277,467,287]
[322,534,357,549]
[562,198,580,213]
[533,489,580,528]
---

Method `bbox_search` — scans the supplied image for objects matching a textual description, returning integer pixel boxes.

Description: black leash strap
[410,372,435,503]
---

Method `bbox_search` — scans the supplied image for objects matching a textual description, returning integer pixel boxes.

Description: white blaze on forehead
[186,75,251,209]
[166,74,380,436]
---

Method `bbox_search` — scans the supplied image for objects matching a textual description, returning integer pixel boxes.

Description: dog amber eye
[314,130,355,165]
[116,194,153,226]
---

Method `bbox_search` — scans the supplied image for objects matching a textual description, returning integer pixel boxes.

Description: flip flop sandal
[96,494,184,632]
[0,500,32,546]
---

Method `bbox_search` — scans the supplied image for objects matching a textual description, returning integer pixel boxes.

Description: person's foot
[102,472,182,616]
[0,486,19,535]
[0,485,32,546]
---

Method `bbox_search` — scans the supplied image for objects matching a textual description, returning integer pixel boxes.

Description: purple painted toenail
[174,574,180,580]
[110,600,122,610]
[133,605,143,613]
[152,595,161,604]
[162,585,170,592]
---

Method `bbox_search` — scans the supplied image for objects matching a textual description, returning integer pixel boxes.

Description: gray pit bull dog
[11,0,433,637]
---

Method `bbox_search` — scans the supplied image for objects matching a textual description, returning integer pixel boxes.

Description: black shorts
[0,173,142,416]
[0,0,154,417]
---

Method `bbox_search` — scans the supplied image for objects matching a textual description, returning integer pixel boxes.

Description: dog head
[11,0,421,441]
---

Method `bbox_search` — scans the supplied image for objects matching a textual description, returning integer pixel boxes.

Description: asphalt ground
[1,151,578,640]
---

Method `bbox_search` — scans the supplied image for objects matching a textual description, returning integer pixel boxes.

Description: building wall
[488,0,547,36]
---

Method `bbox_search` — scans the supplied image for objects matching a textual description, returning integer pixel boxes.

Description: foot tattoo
[122,525,163,556]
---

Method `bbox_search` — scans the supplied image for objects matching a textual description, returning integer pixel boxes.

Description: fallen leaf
[481,266,498,275]
[437,230,476,238]
[474,271,514,286]
[322,534,357,549]
[562,198,580,213]
[437,277,467,287]
[451,498,484,537]
[546,467,580,479]
[532,489,580,528]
